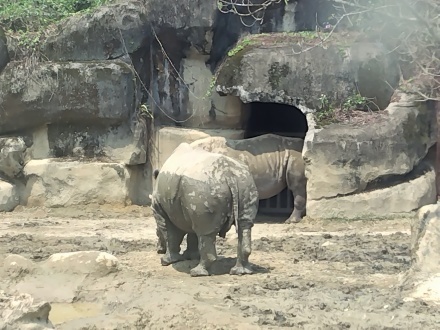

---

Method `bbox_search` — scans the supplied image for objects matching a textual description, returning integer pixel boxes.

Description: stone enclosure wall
[0,0,437,219]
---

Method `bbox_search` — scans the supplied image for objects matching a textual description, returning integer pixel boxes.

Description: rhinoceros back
[154,143,255,234]
[190,134,304,199]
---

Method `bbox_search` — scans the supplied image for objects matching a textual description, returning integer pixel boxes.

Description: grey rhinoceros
[190,134,306,223]
[151,142,259,277]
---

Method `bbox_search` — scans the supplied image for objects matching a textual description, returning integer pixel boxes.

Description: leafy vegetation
[0,0,111,33]
[0,0,114,57]
[316,94,337,126]
[227,37,254,57]
[342,94,369,112]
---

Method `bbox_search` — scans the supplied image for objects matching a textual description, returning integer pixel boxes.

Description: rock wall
[0,0,327,211]
[0,0,436,220]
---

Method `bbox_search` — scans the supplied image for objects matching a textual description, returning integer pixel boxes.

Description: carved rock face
[0,27,9,73]
[0,61,135,135]
[216,39,400,111]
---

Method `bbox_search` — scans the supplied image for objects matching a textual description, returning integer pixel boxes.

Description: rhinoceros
[190,134,306,223]
[151,142,259,277]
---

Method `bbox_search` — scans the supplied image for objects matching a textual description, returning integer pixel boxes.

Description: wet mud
[0,207,438,329]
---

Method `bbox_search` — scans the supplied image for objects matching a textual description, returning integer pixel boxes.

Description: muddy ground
[0,205,439,329]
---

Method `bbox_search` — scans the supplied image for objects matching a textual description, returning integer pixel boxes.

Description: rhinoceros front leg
[161,221,185,266]
[190,233,217,277]
[230,227,253,275]
[182,233,200,260]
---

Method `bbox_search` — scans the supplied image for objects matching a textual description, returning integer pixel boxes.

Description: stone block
[307,164,436,220]
[23,160,131,207]
[304,100,435,201]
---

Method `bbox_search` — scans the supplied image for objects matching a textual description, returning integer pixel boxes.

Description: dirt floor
[1,205,439,329]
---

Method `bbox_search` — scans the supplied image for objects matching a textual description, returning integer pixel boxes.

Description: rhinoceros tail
[153,169,160,180]
[226,177,239,233]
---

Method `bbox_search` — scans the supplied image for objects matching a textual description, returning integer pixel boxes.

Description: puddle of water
[49,302,102,325]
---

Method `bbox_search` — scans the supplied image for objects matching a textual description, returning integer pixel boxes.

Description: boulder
[303,100,435,201]
[43,1,149,61]
[400,204,440,304]
[41,251,119,276]
[42,0,217,62]
[0,61,136,135]
[0,181,19,212]
[3,254,37,278]
[216,35,400,110]
[0,27,9,72]
[23,160,131,207]
[0,291,53,330]
[152,126,244,170]
[307,162,436,219]
[0,137,28,179]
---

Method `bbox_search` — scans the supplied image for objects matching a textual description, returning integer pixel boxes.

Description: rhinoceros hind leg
[182,233,200,260]
[230,228,253,276]
[190,233,217,277]
[161,223,185,266]
[285,195,306,224]
[156,227,167,254]
[286,159,307,224]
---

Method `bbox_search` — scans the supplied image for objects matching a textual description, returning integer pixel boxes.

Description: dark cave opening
[243,102,308,217]
[244,102,308,139]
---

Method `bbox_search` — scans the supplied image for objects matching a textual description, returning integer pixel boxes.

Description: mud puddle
[50,302,103,325]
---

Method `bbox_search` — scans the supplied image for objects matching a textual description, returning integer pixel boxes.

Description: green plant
[227,37,254,57]
[204,76,218,99]
[0,0,110,33]
[316,94,336,125]
[342,94,369,111]
[0,0,113,58]
[297,31,320,39]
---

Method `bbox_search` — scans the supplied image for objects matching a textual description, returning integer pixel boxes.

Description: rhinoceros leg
[285,158,307,224]
[190,233,217,277]
[230,227,253,275]
[161,221,185,266]
[182,233,200,260]
[156,227,167,254]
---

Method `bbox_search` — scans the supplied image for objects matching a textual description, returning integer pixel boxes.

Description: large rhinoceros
[152,142,259,277]
[190,134,306,223]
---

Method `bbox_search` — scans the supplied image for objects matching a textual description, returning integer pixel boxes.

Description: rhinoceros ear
[153,169,160,180]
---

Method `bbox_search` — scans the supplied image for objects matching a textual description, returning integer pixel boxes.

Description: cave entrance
[243,102,308,217]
